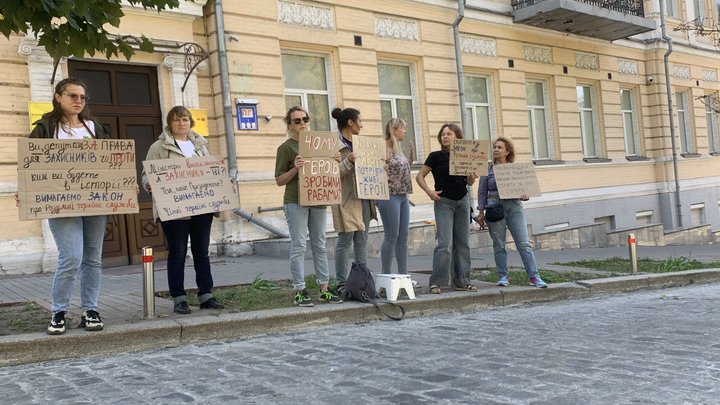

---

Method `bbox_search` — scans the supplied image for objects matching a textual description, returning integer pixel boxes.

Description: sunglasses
[63,92,89,102]
[292,117,310,125]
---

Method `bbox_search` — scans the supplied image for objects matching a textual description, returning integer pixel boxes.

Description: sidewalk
[2,244,720,366]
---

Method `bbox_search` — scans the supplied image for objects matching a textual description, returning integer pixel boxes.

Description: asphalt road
[1,283,719,404]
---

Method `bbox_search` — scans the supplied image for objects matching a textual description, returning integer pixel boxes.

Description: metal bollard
[142,246,156,318]
[627,233,638,274]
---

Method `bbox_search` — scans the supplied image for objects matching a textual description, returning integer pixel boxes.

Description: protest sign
[298,131,341,206]
[449,138,489,177]
[493,162,541,199]
[353,135,389,200]
[17,138,139,220]
[142,156,240,221]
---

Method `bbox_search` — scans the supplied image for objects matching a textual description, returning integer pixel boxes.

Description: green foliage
[0,0,180,62]
[552,256,720,273]
[471,268,612,284]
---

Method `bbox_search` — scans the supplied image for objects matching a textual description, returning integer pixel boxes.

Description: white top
[177,139,196,157]
[57,120,95,140]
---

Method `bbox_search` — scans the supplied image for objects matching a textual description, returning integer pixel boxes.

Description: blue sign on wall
[236,104,258,130]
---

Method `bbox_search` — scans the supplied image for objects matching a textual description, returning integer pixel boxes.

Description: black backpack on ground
[344,262,405,321]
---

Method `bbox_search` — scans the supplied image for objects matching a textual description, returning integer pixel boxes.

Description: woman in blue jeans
[416,123,477,294]
[376,118,413,275]
[274,106,342,307]
[476,136,547,288]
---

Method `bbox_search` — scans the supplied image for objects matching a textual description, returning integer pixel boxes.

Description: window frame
[281,51,336,132]
[620,88,642,157]
[577,84,602,159]
[463,74,497,143]
[378,61,423,162]
[675,90,695,154]
[705,93,719,153]
[526,78,555,161]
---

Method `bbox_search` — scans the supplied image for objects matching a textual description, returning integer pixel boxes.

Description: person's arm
[466,173,477,186]
[338,149,355,177]
[474,176,488,226]
[415,165,441,201]
[275,155,304,186]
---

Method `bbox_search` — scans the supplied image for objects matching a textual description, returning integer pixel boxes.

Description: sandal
[454,284,478,292]
[429,285,442,294]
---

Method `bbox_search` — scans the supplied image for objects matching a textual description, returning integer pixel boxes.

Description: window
[705,94,719,153]
[526,80,554,160]
[282,53,333,131]
[577,85,601,158]
[636,210,654,225]
[621,89,641,156]
[666,0,678,17]
[675,91,695,153]
[378,63,420,162]
[690,203,706,226]
[693,0,705,20]
[464,75,495,145]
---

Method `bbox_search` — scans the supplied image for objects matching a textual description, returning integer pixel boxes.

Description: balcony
[512,0,656,41]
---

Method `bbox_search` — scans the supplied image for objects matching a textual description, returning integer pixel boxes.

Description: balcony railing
[512,0,645,18]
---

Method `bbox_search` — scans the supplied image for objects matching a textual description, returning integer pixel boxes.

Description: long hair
[493,136,516,163]
[384,117,406,158]
[437,123,463,151]
[166,106,195,128]
[331,107,360,131]
[41,78,92,123]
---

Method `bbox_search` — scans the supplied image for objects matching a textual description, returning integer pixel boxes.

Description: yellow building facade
[1,0,720,275]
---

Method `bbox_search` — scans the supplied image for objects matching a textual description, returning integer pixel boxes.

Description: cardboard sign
[142,156,240,221]
[298,131,341,206]
[352,135,389,200]
[493,162,541,199]
[450,139,489,177]
[17,138,139,220]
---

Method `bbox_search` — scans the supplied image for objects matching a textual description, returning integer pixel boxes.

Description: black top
[423,150,468,201]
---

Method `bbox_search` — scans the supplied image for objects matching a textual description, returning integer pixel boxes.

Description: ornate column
[18,36,65,101]
[163,54,206,108]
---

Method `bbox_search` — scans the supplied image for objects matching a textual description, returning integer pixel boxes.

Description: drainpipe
[453,0,467,134]
[213,0,289,238]
[658,0,683,228]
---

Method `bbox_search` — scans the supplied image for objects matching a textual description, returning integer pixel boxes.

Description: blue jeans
[375,194,410,274]
[161,213,215,303]
[284,204,330,290]
[487,199,539,279]
[335,199,372,286]
[430,195,471,287]
[48,215,107,313]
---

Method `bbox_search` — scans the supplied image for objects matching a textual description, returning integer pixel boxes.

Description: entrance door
[68,60,166,266]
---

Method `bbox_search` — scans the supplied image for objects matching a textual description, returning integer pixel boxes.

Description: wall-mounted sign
[236,104,258,130]
[28,102,53,130]
[188,108,208,136]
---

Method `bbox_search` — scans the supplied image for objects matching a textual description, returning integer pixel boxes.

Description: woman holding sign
[275,106,342,307]
[416,123,477,294]
[30,78,110,334]
[476,136,547,288]
[142,106,225,314]
[376,118,413,276]
[331,107,377,294]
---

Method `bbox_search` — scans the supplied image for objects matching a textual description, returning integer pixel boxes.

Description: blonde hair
[384,117,406,158]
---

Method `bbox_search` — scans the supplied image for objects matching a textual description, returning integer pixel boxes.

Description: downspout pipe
[453,0,467,134]
[658,0,683,228]
[213,0,289,238]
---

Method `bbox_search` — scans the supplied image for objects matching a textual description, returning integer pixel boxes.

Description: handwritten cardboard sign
[352,135,389,200]
[450,139,489,177]
[142,156,240,221]
[17,138,139,220]
[298,131,341,206]
[493,162,541,199]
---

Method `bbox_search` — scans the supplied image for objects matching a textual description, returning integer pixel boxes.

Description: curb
[2,269,719,367]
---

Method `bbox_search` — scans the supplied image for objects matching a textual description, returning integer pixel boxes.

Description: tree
[0,0,181,63]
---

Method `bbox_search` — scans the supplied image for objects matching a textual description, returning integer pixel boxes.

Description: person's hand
[473,213,486,229]
[348,152,357,163]
[14,193,19,208]
[427,189,442,201]
[294,155,306,169]
[333,152,341,163]
[520,193,529,201]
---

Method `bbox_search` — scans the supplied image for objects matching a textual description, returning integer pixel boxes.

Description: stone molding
[277,0,334,31]
[617,58,638,75]
[523,45,552,64]
[673,64,691,79]
[374,16,419,41]
[162,54,205,108]
[18,36,63,101]
[702,69,717,82]
[575,52,598,70]
[460,35,496,57]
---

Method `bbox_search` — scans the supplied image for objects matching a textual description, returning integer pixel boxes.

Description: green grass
[551,256,720,273]
[471,267,617,285]
[0,301,51,335]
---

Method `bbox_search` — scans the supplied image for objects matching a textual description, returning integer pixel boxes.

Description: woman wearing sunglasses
[30,78,110,335]
[275,106,342,307]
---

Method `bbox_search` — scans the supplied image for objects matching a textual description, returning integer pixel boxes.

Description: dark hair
[166,106,195,128]
[331,107,360,131]
[437,123,463,150]
[494,136,516,163]
[42,78,92,122]
[284,106,309,127]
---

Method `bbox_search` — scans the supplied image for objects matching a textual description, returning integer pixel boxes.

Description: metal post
[627,234,638,274]
[142,247,156,318]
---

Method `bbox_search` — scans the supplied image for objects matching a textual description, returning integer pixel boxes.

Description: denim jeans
[375,194,410,274]
[284,203,330,290]
[48,215,107,313]
[335,199,372,286]
[487,199,539,279]
[161,213,215,302]
[430,195,471,287]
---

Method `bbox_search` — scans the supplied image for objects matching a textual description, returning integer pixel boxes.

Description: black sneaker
[319,290,343,304]
[199,297,225,310]
[79,310,104,331]
[174,301,192,314]
[47,311,66,335]
[294,289,314,307]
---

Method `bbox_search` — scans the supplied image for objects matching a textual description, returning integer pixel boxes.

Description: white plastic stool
[375,274,416,301]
